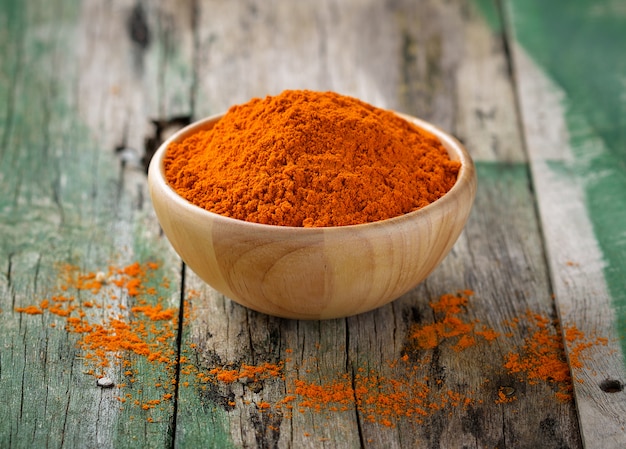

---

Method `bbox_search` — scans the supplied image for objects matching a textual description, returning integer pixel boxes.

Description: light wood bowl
[148,112,476,319]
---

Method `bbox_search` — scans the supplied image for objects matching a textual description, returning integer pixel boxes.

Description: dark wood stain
[127,3,151,49]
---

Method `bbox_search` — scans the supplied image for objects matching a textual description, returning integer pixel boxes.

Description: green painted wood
[504,0,626,446]
[0,0,193,447]
[507,0,626,358]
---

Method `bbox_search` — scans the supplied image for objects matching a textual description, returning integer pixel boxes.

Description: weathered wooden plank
[174,0,582,447]
[505,1,626,446]
[181,168,583,448]
[4,0,611,447]
[0,0,191,447]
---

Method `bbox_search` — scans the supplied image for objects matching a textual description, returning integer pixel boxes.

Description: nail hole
[500,386,515,397]
[599,379,623,393]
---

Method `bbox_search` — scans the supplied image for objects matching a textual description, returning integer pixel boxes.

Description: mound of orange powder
[164,90,460,227]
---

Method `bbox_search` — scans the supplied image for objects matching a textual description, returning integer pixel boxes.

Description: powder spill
[176,290,609,430]
[15,276,608,429]
[14,261,178,416]
[504,311,608,402]
[406,290,500,352]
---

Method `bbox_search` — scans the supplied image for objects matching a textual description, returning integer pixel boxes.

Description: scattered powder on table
[13,261,178,414]
[503,311,573,401]
[14,305,44,315]
[406,290,500,352]
[15,277,610,428]
[164,90,461,227]
[504,311,608,402]
[178,290,608,430]
[495,386,517,404]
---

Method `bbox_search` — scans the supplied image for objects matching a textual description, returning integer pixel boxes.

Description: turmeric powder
[14,269,609,429]
[164,90,460,227]
[185,289,607,429]
[13,261,179,416]
[407,290,499,352]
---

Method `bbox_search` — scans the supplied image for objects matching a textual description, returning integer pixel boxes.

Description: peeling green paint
[0,0,233,447]
[475,0,626,355]
[473,0,502,33]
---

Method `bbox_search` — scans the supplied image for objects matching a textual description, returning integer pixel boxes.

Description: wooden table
[2,1,625,447]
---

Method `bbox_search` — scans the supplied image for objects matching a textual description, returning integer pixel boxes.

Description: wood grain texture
[0,0,188,447]
[506,18,626,449]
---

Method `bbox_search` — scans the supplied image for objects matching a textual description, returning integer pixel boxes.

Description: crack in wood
[250,405,282,449]
[6,253,13,289]
[143,116,191,174]
[171,262,186,445]
[599,379,624,393]
[32,254,42,296]
[350,364,366,448]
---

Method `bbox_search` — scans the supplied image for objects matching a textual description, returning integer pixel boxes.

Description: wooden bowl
[148,112,476,319]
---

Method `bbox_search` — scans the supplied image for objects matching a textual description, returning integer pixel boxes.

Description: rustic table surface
[1,1,625,448]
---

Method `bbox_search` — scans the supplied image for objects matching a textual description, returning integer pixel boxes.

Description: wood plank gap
[170,261,186,449]
[495,0,570,375]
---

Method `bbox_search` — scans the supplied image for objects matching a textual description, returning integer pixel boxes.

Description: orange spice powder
[164,90,461,227]
[503,311,572,401]
[15,273,610,431]
[407,290,499,352]
[13,260,179,416]
[181,289,608,429]
[14,305,44,315]
[564,325,608,371]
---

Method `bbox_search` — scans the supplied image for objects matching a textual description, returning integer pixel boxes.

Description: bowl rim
[148,111,476,233]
